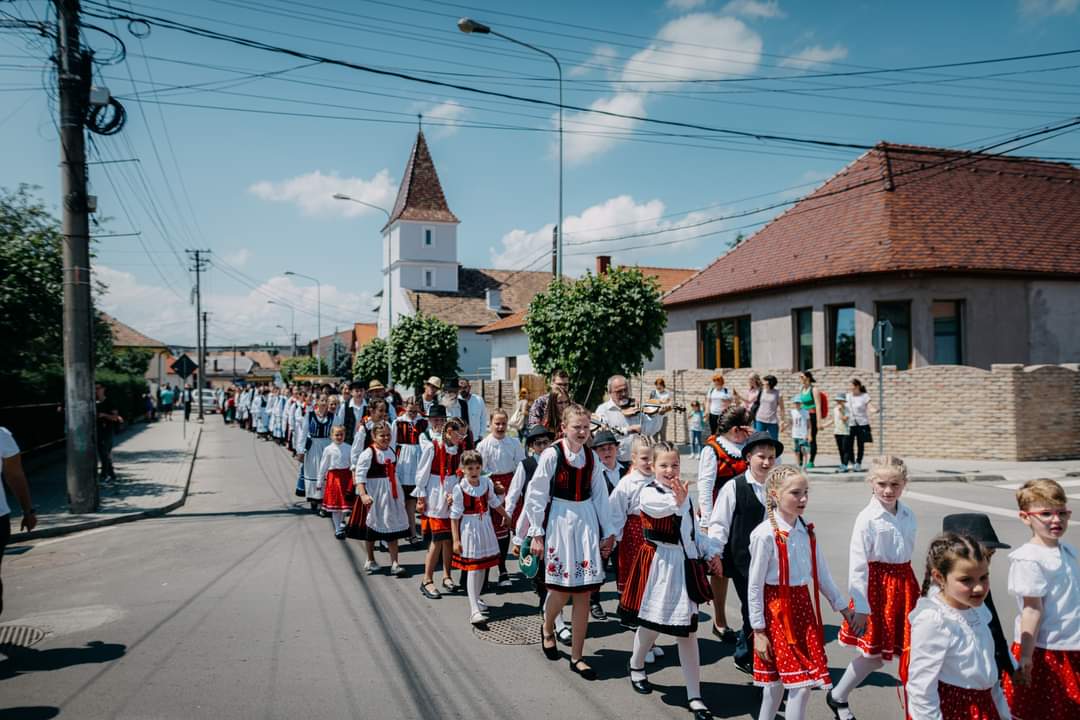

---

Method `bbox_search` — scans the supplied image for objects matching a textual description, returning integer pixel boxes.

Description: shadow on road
[0,641,126,681]
[0,706,61,719]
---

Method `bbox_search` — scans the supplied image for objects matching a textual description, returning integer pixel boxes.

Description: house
[101,311,175,390]
[476,257,698,380]
[307,328,357,372]
[375,130,553,380]
[202,351,278,388]
[662,143,1080,371]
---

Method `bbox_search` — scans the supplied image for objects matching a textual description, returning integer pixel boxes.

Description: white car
[197,389,219,414]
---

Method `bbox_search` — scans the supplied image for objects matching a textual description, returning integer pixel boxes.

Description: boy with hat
[421,376,442,417]
[588,429,622,620]
[707,430,782,674]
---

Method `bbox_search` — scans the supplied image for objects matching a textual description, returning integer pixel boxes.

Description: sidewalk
[6,419,202,542]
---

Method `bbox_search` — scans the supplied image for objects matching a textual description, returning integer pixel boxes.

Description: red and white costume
[450,475,503,571]
[696,434,746,528]
[906,590,1011,720]
[412,440,461,541]
[350,418,397,469]
[748,514,847,689]
[839,498,919,660]
[393,415,428,488]
[476,434,525,541]
[352,446,409,541]
[317,441,353,513]
[609,469,652,593]
[1002,540,1080,720]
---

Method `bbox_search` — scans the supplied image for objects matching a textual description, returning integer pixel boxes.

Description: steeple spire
[382,129,459,232]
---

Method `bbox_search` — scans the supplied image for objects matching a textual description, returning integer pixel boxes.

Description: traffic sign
[171,354,198,379]
[872,319,894,355]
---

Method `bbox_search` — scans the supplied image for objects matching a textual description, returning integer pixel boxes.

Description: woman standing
[796,371,822,469]
[648,378,673,441]
[847,379,873,472]
[752,375,784,440]
[509,387,530,442]
[705,374,734,436]
[541,387,571,437]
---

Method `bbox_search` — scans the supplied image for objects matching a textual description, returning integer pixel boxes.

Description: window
[932,300,964,365]
[793,307,813,371]
[827,304,856,367]
[876,300,912,370]
[698,316,751,369]
[423,228,434,247]
[423,268,434,287]
[507,356,518,380]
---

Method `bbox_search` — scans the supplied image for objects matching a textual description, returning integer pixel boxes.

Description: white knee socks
[331,510,344,530]
[631,627,659,678]
[833,654,884,703]
[676,635,702,700]
[467,570,484,615]
[758,683,784,720]
[785,687,811,720]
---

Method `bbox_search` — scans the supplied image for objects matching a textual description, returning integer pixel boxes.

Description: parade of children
[220,372,1076,720]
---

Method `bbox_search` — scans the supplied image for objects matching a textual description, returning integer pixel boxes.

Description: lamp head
[457,17,490,34]
[284,271,296,276]
[332,193,351,200]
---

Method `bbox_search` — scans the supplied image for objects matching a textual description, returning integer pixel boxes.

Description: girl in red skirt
[476,409,525,588]
[906,533,1011,720]
[451,450,510,626]
[413,417,466,599]
[829,456,919,719]
[317,425,352,539]
[750,465,855,720]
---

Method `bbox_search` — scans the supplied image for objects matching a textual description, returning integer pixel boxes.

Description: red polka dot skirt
[934,682,999,720]
[839,561,920,661]
[753,584,832,689]
[1001,644,1080,720]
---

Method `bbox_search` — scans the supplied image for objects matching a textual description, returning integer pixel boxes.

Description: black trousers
[97,433,115,479]
[707,413,721,436]
[835,434,853,466]
[808,412,819,463]
[729,567,753,666]
[183,401,192,421]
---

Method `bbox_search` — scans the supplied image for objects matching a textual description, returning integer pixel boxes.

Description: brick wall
[631,364,1080,461]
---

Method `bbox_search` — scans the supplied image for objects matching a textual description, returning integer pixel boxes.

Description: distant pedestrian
[830,393,854,471]
[182,383,193,422]
[648,377,673,441]
[687,400,704,457]
[508,387,529,441]
[847,379,874,472]
[705,373,734,435]
[95,383,123,483]
[752,374,784,441]
[1,425,37,616]
[796,371,823,469]
[143,392,156,422]
[159,385,174,421]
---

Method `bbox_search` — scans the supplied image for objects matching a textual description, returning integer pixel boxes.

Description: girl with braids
[450,450,510,626]
[905,533,1011,720]
[352,420,409,576]
[749,465,855,720]
[619,442,723,720]
[413,418,467,599]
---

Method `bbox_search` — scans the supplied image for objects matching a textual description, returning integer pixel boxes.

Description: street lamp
[458,17,564,278]
[267,300,296,357]
[332,192,395,387]
[284,270,321,375]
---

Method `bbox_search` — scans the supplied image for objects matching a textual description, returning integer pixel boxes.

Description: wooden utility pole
[188,250,210,419]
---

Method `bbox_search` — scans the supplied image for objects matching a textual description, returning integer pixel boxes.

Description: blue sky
[3,0,1079,346]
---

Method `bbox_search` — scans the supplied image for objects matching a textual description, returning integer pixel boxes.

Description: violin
[619,399,686,417]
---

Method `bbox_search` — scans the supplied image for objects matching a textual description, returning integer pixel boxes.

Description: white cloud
[568,45,618,78]
[489,195,713,276]
[95,264,377,346]
[721,0,786,18]
[621,14,763,87]
[422,99,466,137]
[781,44,849,70]
[1019,0,1079,15]
[563,92,647,164]
[666,0,708,10]
[248,169,395,218]
[222,248,250,267]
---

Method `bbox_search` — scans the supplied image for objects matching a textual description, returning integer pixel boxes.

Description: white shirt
[354,446,397,486]
[608,470,652,540]
[747,514,847,630]
[523,439,615,538]
[696,434,743,525]
[476,435,525,476]
[449,393,488,438]
[790,408,809,440]
[0,426,19,516]
[350,419,398,468]
[450,475,502,520]
[411,441,460,518]
[706,469,766,546]
[849,392,871,426]
[1008,541,1080,650]
[505,459,532,520]
[594,399,662,462]
[847,498,918,614]
[707,386,731,414]
[906,592,1010,720]
[317,441,351,484]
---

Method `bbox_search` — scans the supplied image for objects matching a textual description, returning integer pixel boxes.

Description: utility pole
[188,249,210,420]
[201,311,209,420]
[56,0,97,513]
[551,225,557,276]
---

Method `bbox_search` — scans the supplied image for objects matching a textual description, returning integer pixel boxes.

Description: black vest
[725,472,765,576]
[343,404,359,444]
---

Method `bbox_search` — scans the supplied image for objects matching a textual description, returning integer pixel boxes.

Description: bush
[95,369,149,425]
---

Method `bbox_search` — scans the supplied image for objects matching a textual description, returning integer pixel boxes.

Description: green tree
[525,267,666,408]
[353,336,389,385]
[390,313,458,393]
[98,347,153,376]
[329,335,352,378]
[279,355,319,383]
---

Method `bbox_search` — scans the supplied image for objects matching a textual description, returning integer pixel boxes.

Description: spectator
[182,383,194,422]
[0,425,36,616]
[508,387,529,441]
[796,371,823,469]
[829,393,854,471]
[528,369,570,428]
[159,385,174,421]
[847,378,874,472]
[705,373,735,435]
[648,377,673,441]
[752,374,785,440]
[541,387,571,435]
[95,383,123,483]
[688,400,705,457]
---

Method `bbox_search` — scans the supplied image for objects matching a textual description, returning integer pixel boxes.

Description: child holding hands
[451,450,511,626]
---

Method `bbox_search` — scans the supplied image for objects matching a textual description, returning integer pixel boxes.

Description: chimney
[485,287,502,312]
[596,255,611,275]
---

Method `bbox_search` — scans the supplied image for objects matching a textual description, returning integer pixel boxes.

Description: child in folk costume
[414,417,467,599]
[477,410,526,588]
[905,533,1011,720]
[1001,479,1079,720]
[524,403,616,680]
[253,389,269,438]
[317,425,352,539]
[350,399,397,468]
[590,430,624,621]
[620,442,723,720]
[351,420,409,576]
[828,456,920,720]
[394,397,428,544]
[609,436,656,625]
[419,403,446,450]
[451,450,511,626]
[697,406,752,642]
[299,395,333,514]
[751,466,856,720]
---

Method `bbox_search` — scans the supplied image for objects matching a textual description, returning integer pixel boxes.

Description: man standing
[594,374,662,464]
[182,383,194,422]
[420,376,442,416]
[95,383,123,483]
[1,425,36,616]
[527,369,570,428]
[450,378,488,444]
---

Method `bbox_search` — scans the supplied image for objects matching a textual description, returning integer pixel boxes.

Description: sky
[2,0,1079,347]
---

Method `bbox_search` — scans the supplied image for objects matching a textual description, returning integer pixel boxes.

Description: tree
[353,337,389,385]
[99,347,153,377]
[279,355,319,383]
[390,313,459,393]
[525,267,667,408]
[732,232,746,247]
[329,334,352,378]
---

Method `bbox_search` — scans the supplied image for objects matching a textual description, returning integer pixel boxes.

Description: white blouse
[608,470,652,540]
[350,420,398,468]
[450,475,502,519]
[317,441,351,481]
[747,514,847,630]
[523,439,614,539]
[906,592,1010,720]
[476,435,526,475]
[638,484,718,561]
[354,446,397,485]
[696,434,743,525]
[847,498,918,614]
[1008,541,1080,650]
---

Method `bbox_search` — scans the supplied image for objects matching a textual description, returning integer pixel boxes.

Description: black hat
[426,404,447,419]
[524,425,555,443]
[591,430,618,448]
[741,431,784,459]
[942,514,1011,549]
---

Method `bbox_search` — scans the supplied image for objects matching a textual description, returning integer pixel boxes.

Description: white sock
[676,634,702,700]
[785,687,811,720]
[832,654,884,707]
[467,570,484,615]
[631,627,659,679]
[331,510,344,529]
[758,683,783,720]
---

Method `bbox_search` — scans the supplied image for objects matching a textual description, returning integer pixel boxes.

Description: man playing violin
[594,374,663,463]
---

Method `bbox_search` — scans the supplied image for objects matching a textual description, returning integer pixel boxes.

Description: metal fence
[0,402,65,456]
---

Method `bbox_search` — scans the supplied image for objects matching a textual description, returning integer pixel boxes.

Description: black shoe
[569,658,596,681]
[541,634,560,661]
[334,530,346,540]
[590,602,606,620]
[825,690,854,720]
[711,625,738,644]
[733,655,753,676]
[419,581,441,600]
[628,663,651,694]
[687,698,712,720]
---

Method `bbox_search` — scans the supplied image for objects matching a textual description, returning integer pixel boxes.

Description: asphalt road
[2,422,1076,720]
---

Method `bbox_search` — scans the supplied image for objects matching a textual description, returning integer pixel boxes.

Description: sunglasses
[1022,509,1072,522]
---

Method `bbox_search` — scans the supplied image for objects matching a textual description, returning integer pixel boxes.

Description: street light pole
[284,271,321,375]
[458,18,563,278]
[332,193,394,386]
[267,300,295,356]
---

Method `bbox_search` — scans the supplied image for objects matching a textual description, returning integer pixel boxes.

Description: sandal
[541,633,560,661]
[419,580,441,600]
[568,658,597,681]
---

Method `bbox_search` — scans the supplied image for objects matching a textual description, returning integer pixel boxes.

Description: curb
[809,472,1007,484]
[11,425,203,543]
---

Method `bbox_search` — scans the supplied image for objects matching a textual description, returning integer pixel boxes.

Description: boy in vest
[707,430,782,675]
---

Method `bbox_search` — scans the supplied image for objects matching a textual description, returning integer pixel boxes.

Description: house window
[423,268,434,287]
[827,304,856,367]
[507,356,518,380]
[793,307,813,371]
[932,300,964,365]
[876,300,912,370]
[698,316,751,369]
[423,228,434,247]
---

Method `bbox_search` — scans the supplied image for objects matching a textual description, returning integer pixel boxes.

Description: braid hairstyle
[369,419,392,441]
[716,405,752,436]
[920,532,988,597]
[866,455,909,484]
[630,434,654,456]
[764,465,807,535]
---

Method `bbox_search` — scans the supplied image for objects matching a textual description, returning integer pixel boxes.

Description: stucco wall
[487,330,534,380]
[457,328,492,380]
[1028,280,1080,364]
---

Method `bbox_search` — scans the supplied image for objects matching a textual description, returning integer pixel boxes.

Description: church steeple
[382,129,459,232]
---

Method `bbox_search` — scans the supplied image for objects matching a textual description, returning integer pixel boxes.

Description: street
[2,421,1076,720]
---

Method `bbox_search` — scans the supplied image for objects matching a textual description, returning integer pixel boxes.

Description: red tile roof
[100,311,168,349]
[410,268,552,328]
[663,143,1080,307]
[383,130,459,231]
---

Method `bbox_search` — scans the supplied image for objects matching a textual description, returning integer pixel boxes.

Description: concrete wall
[634,363,1080,461]
[487,330,534,381]
[663,275,1074,371]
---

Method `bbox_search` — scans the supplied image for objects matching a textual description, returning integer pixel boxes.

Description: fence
[0,402,65,457]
